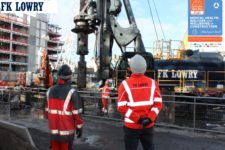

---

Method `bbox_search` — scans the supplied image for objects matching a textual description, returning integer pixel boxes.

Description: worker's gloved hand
[76,128,83,138]
[138,118,152,127]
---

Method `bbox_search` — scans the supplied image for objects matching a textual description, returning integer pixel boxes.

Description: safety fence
[0,88,46,120]
[78,90,225,134]
[0,89,225,134]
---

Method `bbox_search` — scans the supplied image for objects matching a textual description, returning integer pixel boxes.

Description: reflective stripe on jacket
[46,81,83,141]
[117,74,162,129]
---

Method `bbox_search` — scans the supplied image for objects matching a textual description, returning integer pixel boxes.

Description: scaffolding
[153,40,186,60]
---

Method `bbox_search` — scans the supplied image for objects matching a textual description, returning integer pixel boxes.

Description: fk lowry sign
[158,70,199,80]
[0,0,57,13]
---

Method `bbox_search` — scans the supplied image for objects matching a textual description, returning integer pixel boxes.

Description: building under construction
[0,13,64,81]
[47,24,64,63]
[0,14,29,72]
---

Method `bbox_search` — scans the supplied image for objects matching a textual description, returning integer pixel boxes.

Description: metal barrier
[78,90,225,133]
[0,88,47,120]
[0,89,225,134]
[0,101,10,120]
[159,95,225,133]
[78,90,122,121]
[0,88,21,120]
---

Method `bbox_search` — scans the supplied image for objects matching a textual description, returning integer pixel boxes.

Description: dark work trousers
[124,126,154,150]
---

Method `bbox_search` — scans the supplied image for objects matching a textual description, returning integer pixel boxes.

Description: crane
[72,0,154,88]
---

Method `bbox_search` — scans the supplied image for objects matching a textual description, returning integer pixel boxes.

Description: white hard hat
[129,54,147,74]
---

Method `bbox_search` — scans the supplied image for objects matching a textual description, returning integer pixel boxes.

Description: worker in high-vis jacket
[101,79,111,114]
[45,64,84,150]
[117,54,163,150]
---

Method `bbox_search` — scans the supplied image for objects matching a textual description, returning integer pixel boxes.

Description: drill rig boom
[72,0,153,88]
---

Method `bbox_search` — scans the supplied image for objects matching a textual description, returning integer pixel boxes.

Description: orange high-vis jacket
[117,74,162,129]
[102,84,110,99]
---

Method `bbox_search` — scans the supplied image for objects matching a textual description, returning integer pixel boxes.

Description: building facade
[47,24,64,66]
[0,13,29,72]
[0,13,64,75]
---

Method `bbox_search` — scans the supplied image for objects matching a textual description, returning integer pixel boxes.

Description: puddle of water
[83,135,100,145]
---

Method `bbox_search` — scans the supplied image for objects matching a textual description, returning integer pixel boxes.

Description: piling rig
[72,0,154,88]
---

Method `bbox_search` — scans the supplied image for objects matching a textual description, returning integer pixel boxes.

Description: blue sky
[50,0,188,62]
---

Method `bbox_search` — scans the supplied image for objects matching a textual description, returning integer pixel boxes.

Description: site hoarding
[188,0,223,52]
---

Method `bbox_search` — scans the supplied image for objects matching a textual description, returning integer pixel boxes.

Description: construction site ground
[5,109,225,150]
